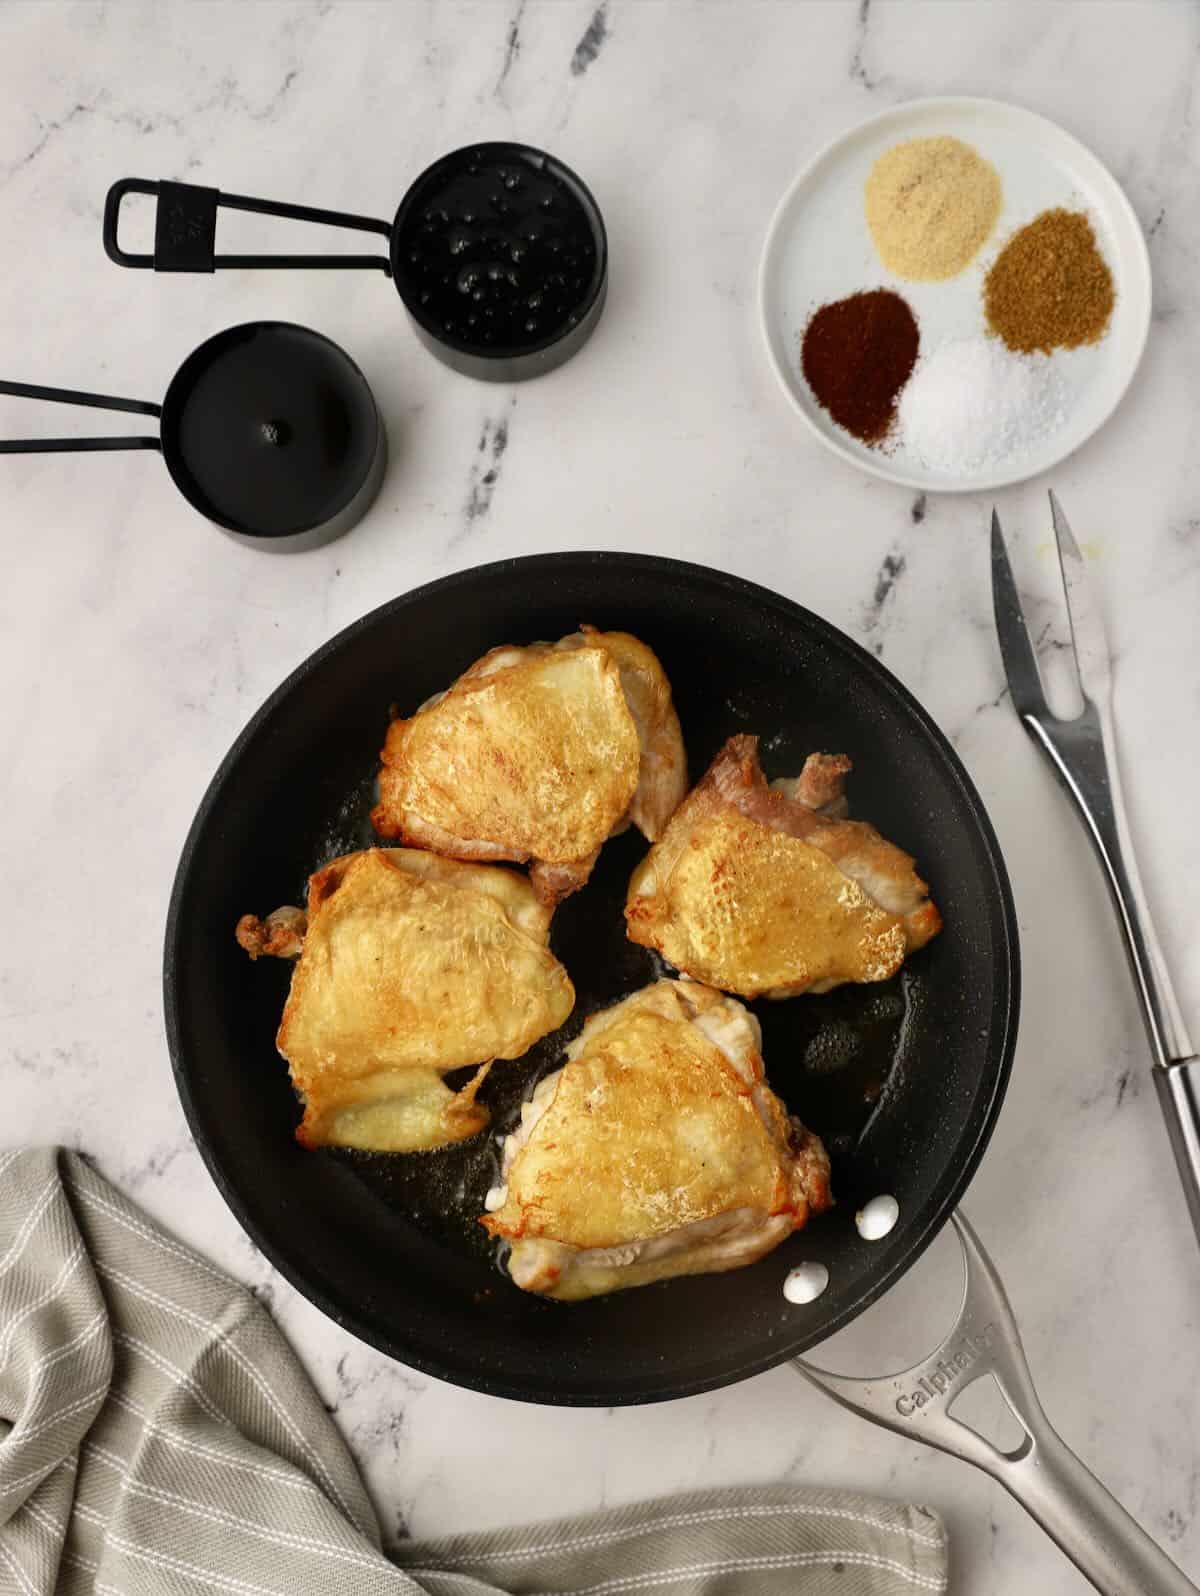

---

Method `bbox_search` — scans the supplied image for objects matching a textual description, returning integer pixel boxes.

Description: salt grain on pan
[898,337,1068,474]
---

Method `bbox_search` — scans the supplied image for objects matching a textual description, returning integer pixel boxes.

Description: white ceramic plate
[758,97,1151,493]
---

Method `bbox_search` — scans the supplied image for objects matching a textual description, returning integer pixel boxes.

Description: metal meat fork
[991,493,1200,1240]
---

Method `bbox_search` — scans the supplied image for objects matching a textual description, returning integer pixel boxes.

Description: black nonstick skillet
[164,552,1018,1405]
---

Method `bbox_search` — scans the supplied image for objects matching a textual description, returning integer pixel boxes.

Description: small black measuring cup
[0,322,385,551]
[103,143,608,384]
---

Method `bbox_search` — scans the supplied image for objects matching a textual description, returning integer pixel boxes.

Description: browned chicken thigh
[626,736,941,998]
[481,979,832,1300]
[236,848,574,1153]
[371,628,686,903]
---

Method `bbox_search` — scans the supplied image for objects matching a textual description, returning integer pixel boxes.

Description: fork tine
[990,507,1049,720]
[1049,491,1112,705]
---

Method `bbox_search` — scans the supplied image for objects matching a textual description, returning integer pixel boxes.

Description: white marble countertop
[4,2,1200,1590]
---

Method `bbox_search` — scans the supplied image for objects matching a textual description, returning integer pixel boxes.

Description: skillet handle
[103,178,393,273]
[0,378,161,453]
[794,1212,1198,1596]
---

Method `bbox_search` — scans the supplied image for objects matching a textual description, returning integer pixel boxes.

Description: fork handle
[1154,1060,1200,1243]
[1026,710,1192,1066]
[1026,711,1200,1243]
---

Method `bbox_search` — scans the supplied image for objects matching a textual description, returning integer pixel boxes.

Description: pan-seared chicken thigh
[371,628,686,904]
[236,848,574,1153]
[626,735,941,998]
[481,979,832,1300]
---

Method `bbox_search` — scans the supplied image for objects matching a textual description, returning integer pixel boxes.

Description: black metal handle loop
[103,178,393,273]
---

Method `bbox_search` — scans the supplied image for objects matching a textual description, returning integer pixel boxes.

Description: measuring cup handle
[0,379,161,453]
[103,178,393,273]
[794,1212,1199,1596]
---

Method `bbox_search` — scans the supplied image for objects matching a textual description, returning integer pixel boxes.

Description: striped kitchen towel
[0,1147,948,1594]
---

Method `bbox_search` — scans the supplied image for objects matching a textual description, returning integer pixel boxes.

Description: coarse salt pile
[898,337,1068,474]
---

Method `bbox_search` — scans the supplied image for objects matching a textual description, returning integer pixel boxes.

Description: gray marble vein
[2,99,96,183]
[848,0,882,91]
[863,545,906,654]
[455,401,515,544]
[571,3,610,77]
[495,0,527,99]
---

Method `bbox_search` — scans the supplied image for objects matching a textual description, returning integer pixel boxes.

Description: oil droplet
[803,1019,860,1074]
[783,1262,829,1304]
[856,1194,900,1241]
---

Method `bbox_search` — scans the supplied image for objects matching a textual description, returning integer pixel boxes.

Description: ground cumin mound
[984,208,1115,354]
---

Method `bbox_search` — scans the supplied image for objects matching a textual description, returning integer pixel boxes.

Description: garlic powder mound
[865,135,1002,281]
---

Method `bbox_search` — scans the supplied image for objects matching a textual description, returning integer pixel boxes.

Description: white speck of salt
[783,1262,830,1304]
[898,338,1069,475]
[856,1193,900,1241]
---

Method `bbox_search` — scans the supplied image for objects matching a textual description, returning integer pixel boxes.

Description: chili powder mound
[984,208,1114,354]
[801,289,919,445]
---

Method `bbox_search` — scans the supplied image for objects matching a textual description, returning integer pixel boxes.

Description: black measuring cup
[0,322,385,551]
[104,143,608,384]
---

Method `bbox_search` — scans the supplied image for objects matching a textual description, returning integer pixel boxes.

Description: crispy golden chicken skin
[235,848,574,1154]
[481,979,832,1300]
[371,629,686,904]
[625,736,941,999]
